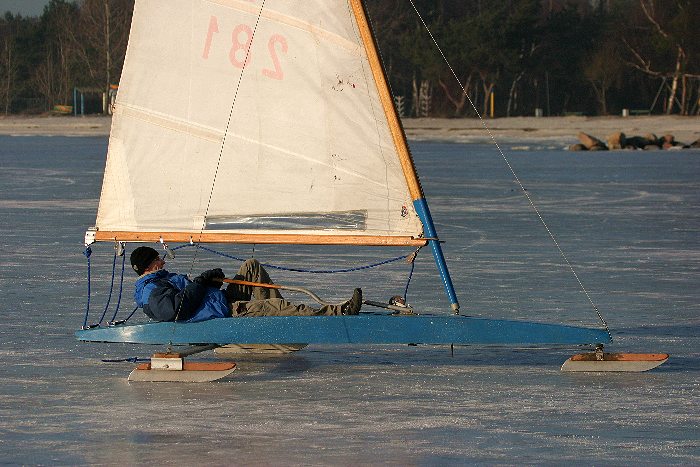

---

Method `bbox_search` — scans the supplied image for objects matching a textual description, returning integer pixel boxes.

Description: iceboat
[76,0,665,378]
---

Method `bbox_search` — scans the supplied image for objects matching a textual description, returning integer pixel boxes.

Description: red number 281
[202,15,288,81]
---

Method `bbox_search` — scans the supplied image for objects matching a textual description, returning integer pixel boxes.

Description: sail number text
[202,15,288,80]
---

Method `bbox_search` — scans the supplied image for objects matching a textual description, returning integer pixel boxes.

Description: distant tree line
[371,0,700,117]
[0,0,698,116]
[0,0,133,115]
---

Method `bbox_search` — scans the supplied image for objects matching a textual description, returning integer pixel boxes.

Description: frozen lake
[0,135,698,464]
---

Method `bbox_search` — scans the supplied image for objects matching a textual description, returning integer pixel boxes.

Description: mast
[348,0,460,313]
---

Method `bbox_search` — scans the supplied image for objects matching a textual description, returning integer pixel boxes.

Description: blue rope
[82,247,92,329]
[404,254,417,303]
[109,252,127,323]
[110,306,140,326]
[93,251,118,326]
[173,243,410,274]
[80,244,137,328]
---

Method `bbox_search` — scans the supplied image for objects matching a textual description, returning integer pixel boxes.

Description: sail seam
[206,0,362,54]
[115,102,394,193]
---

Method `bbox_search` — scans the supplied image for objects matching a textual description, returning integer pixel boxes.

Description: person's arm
[144,279,207,322]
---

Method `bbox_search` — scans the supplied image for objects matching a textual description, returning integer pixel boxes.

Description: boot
[340,288,362,315]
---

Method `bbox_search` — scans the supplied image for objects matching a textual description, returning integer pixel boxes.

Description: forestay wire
[407,0,611,340]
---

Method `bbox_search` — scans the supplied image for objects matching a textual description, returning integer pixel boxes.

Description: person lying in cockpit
[129,246,362,323]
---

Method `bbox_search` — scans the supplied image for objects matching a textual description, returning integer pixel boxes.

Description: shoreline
[0,114,698,144]
[403,115,700,145]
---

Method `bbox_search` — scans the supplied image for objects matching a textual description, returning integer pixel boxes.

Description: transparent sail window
[205,211,367,231]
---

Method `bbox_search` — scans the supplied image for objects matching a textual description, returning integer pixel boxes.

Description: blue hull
[75,313,610,346]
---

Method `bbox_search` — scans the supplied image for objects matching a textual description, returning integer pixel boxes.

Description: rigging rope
[171,243,412,274]
[94,250,118,326]
[407,0,611,340]
[82,246,129,327]
[108,251,127,324]
[80,243,140,327]
[403,249,419,303]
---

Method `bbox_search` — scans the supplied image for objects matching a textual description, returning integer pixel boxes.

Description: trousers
[224,259,345,316]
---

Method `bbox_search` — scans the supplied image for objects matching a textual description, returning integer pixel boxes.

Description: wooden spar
[348,0,423,201]
[349,0,460,312]
[93,230,427,246]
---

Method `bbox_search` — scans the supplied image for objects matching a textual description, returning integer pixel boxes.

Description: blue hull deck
[75,313,610,346]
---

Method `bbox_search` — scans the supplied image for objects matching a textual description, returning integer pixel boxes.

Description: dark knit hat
[130,246,160,275]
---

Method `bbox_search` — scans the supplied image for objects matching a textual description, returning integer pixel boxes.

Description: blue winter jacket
[134,269,231,323]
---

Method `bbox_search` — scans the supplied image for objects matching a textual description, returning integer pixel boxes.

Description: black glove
[194,268,225,288]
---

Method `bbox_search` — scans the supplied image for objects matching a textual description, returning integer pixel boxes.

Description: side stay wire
[407,0,611,340]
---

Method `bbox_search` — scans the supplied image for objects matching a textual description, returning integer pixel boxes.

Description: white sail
[95,0,424,245]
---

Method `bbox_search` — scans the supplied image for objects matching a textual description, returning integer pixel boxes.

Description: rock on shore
[570,131,698,151]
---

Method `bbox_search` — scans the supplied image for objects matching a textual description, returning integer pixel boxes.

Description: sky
[0,0,50,17]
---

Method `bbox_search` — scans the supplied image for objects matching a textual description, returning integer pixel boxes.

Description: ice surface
[0,136,698,464]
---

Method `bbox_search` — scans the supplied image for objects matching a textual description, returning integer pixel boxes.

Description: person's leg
[225,259,283,302]
[232,298,339,316]
[230,289,362,316]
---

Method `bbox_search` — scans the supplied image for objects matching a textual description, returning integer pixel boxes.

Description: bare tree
[67,0,133,110]
[623,0,700,114]
[584,41,623,115]
[30,1,79,110]
[0,24,18,115]
[438,73,474,117]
